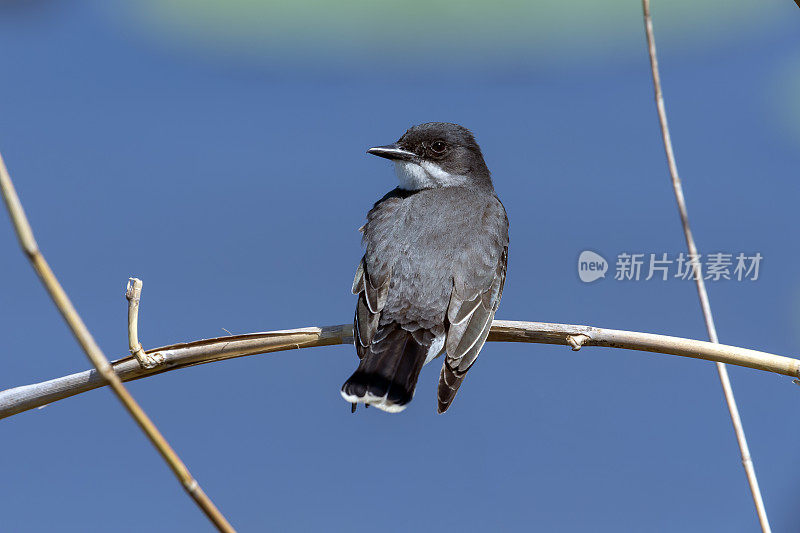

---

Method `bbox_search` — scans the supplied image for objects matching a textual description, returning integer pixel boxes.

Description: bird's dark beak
[367,144,417,161]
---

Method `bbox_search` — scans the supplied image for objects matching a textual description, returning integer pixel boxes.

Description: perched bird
[341,122,509,413]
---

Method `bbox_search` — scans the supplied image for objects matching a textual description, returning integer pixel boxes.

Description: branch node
[141,351,166,369]
[126,277,164,369]
[566,334,590,351]
[183,478,200,495]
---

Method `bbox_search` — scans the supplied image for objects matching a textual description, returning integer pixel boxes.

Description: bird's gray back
[363,186,508,331]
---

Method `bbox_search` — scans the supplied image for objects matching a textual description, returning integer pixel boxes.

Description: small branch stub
[126,278,164,369]
[566,334,590,351]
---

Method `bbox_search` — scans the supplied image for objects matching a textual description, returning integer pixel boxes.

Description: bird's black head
[367,122,492,191]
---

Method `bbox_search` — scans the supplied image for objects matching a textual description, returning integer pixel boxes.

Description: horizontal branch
[1,320,797,420]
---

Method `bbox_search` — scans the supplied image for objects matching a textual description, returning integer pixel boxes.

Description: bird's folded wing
[439,247,507,411]
[353,256,391,358]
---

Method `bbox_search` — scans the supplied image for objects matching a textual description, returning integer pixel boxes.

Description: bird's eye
[430,140,447,154]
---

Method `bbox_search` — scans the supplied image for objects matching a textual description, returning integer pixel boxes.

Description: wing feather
[447,290,483,326]
[355,296,378,347]
[352,260,365,295]
[353,256,391,360]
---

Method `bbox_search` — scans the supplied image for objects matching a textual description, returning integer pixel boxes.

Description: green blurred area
[135,0,782,63]
[781,56,800,141]
[131,0,797,139]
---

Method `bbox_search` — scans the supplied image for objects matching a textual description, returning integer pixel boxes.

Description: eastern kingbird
[341,122,509,413]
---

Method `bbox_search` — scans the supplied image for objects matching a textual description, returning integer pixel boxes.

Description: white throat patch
[394,161,467,190]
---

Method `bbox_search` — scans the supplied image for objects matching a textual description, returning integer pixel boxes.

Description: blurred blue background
[1,1,798,531]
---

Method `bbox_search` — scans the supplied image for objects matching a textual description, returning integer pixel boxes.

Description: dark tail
[341,323,430,413]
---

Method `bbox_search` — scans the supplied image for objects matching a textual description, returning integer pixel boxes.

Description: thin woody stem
[0,153,236,533]
[640,2,771,531]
